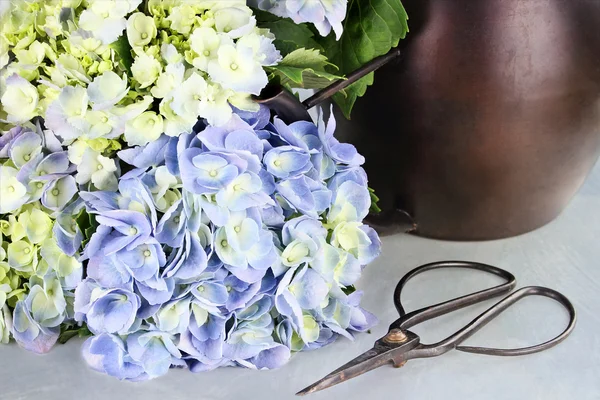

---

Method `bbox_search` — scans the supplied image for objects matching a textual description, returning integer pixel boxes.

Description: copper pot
[334,0,600,240]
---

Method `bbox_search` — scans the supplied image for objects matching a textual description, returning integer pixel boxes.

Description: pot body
[335,0,600,240]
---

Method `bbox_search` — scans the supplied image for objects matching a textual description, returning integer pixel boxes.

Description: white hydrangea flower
[151,62,185,99]
[159,97,197,137]
[197,83,234,126]
[68,30,110,58]
[68,139,90,165]
[189,27,224,71]
[160,43,184,65]
[75,149,118,190]
[150,166,181,211]
[79,0,143,44]
[207,42,268,95]
[85,110,121,139]
[0,166,28,214]
[170,72,208,119]
[45,85,90,142]
[56,54,91,84]
[131,53,162,89]
[87,71,129,110]
[166,4,197,35]
[11,40,52,81]
[1,74,39,123]
[14,40,51,67]
[124,111,164,146]
[126,12,157,48]
[213,4,256,39]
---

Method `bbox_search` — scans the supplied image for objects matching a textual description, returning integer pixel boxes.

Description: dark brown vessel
[334,0,600,240]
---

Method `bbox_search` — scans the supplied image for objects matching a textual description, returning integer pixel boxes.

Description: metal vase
[334,0,600,240]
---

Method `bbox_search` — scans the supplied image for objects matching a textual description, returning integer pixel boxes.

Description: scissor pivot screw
[384,329,408,344]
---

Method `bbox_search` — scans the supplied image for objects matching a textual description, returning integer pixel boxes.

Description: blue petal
[82,334,146,381]
[247,344,290,369]
[118,134,170,169]
[290,268,328,310]
[136,276,175,305]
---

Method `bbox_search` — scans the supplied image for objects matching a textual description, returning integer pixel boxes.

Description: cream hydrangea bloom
[79,0,143,44]
[85,110,120,139]
[40,238,82,280]
[17,208,53,245]
[124,111,165,146]
[151,62,185,99]
[213,4,256,39]
[0,166,28,214]
[150,166,181,212]
[45,85,90,142]
[207,42,268,95]
[131,53,162,88]
[159,97,197,137]
[75,148,118,190]
[166,4,198,34]
[7,240,37,274]
[67,139,90,165]
[1,74,39,123]
[127,12,157,48]
[56,54,91,84]
[189,27,222,71]
[160,43,183,65]
[170,72,208,119]
[87,71,129,110]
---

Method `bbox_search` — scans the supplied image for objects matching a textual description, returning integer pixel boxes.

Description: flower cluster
[0,124,83,353]
[73,107,379,380]
[0,0,280,140]
[249,0,348,39]
[0,0,384,382]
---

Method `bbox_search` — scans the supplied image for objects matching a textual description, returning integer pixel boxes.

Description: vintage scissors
[297,261,576,396]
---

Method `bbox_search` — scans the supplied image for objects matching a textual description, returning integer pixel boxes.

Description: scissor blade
[296,345,396,396]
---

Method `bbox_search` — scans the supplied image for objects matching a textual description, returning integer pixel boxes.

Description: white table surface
[2,161,600,400]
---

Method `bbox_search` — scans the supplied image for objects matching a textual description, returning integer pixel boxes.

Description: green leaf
[58,329,79,344]
[110,35,134,76]
[75,208,90,233]
[78,211,98,249]
[251,8,281,23]
[268,48,343,90]
[258,18,324,57]
[320,0,409,118]
[58,323,92,344]
[369,187,382,214]
[342,285,357,295]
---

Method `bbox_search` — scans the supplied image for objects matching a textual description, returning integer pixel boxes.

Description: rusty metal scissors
[297,261,576,396]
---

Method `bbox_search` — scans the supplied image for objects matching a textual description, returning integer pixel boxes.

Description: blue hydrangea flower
[11,300,60,354]
[180,150,248,195]
[250,0,348,39]
[73,105,380,381]
[127,331,182,378]
[82,333,147,381]
[263,146,312,179]
[74,280,140,335]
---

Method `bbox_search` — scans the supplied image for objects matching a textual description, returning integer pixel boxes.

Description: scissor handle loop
[453,286,576,356]
[393,261,517,330]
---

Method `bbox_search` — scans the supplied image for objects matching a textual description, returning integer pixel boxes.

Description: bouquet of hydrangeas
[0,0,408,381]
